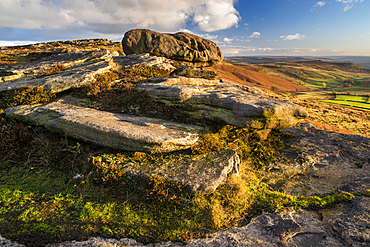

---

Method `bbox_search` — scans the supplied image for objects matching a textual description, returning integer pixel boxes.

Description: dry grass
[35,64,67,78]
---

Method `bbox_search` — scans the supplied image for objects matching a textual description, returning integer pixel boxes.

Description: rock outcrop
[264,122,370,197]
[138,76,308,130]
[0,50,114,93]
[5,97,202,153]
[113,53,176,72]
[98,149,240,192]
[122,29,223,66]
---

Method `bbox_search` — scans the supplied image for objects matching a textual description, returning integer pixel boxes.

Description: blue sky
[0,0,369,56]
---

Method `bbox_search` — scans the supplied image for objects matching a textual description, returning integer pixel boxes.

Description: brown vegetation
[206,63,309,92]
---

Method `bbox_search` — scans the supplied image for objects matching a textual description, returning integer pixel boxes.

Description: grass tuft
[35,64,67,78]
[0,86,56,110]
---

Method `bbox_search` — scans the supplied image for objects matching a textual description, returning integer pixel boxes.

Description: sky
[0,0,369,57]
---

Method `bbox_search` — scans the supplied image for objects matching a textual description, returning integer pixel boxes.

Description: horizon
[1,0,369,57]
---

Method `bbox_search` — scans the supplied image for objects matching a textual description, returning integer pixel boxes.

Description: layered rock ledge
[0,50,115,93]
[138,76,309,130]
[5,97,202,153]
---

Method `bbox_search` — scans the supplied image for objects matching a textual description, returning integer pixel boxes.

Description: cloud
[249,32,261,38]
[316,1,326,7]
[0,0,240,39]
[335,0,364,11]
[279,33,306,41]
[0,41,39,47]
[178,29,218,41]
[223,37,234,43]
[312,1,326,10]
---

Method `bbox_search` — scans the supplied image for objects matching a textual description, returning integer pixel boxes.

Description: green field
[258,62,370,94]
[320,94,370,111]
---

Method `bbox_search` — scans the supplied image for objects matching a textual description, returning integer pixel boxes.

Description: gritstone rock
[263,122,370,197]
[122,29,223,66]
[4,97,202,153]
[0,50,115,93]
[137,76,308,130]
[113,53,176,72]
[330,196,370,246]
[97,149,240,192]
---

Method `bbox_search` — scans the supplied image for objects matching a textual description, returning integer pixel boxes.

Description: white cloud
[279,33,306,41]
[311,1,326,10]
[249,31,261,38]
[223,37,234,43]
[0,41,39,47]
[336,0,364,11]
[0,0,240,36]
[315,1,326,7]
[178,29,218,41]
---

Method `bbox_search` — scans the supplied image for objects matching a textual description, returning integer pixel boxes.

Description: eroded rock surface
[264,122,370,197]
[0,50,114,93]
[5,97,202,153]
[122,29,223,66]
[138,76,308,130]
[99,149,240,192]
[113,53,176,72]
[330,196,370,246]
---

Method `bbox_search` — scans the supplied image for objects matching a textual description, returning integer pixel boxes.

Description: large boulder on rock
[137,76,308,130]
[4,97,202,153]
[122,29,223,66]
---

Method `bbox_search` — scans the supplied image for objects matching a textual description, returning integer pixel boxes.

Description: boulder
[263,122,370,197]
[0,50,115,93]
[122,29,223,66]
[97,149,240,192]
[4,97,202,153]
[113,53,176,72]
[137,76,308,130]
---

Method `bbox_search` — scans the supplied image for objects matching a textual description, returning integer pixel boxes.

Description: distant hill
[224,56,345,65]
[225,56,370,70]
[323,56,370,69]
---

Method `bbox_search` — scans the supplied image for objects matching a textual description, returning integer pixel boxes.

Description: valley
[223,56,370,111]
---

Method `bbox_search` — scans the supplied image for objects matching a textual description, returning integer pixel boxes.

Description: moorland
[0,40,369,246]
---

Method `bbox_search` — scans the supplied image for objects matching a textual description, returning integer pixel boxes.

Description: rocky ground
[1,32,369,246]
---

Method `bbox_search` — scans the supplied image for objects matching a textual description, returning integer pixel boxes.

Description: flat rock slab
[5,98,202,153]
[0,50,114,93]
[138,76,308,130]
[264,122,370,197]
[113,53,176,72]
[99,149,240,192]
